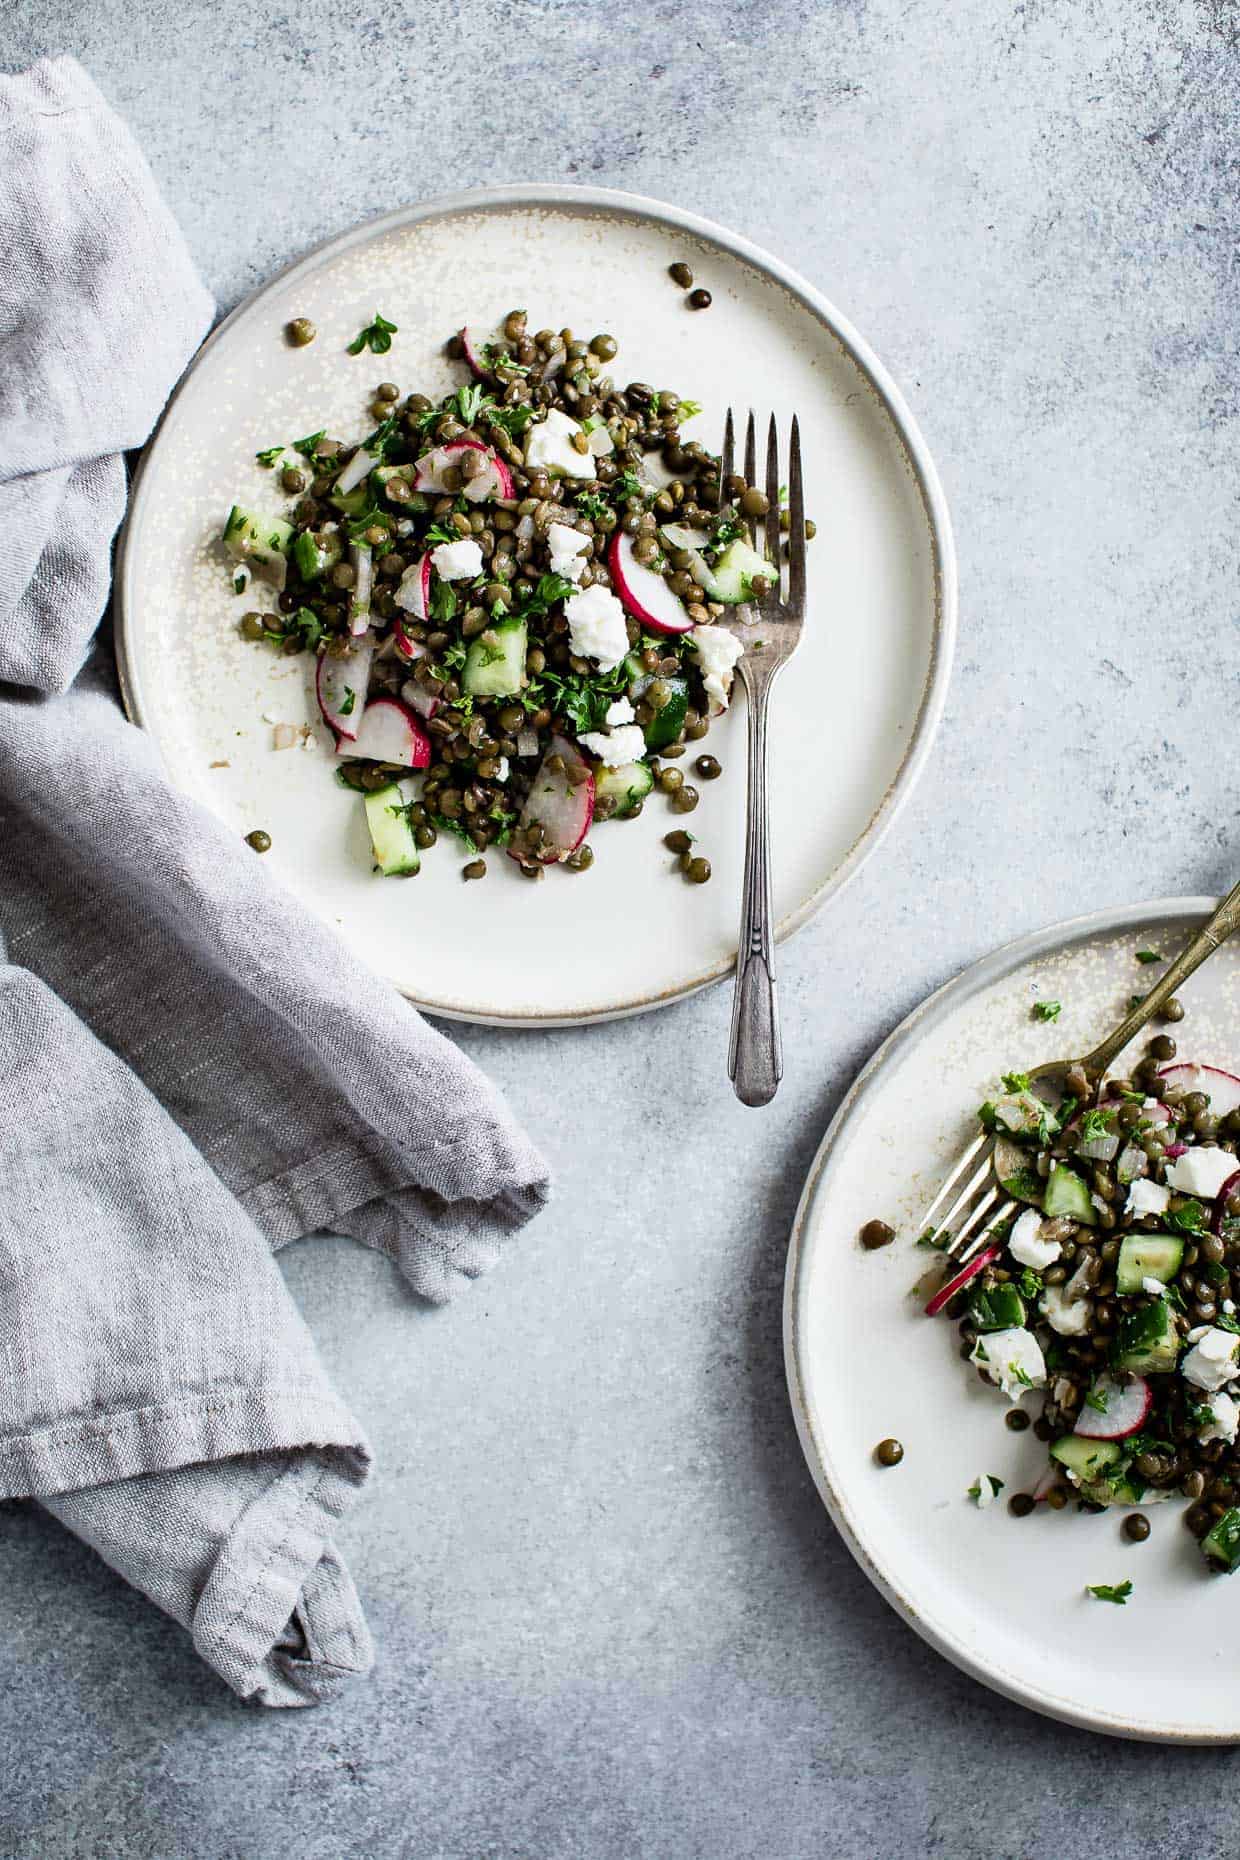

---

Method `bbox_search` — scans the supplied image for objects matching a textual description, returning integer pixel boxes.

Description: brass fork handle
[1077,877,1240,1078]
[728,659,783,1106]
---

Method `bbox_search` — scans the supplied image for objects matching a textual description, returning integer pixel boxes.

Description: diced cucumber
[1043,1163,1096,1225]
[292,528,343,582]
[462,617,527,698]
[968,1283,1026,1333]
[1202,1507,1240,1573]
[1112,1299,1181,1374]
[223,506,293,588]
[1115,1234,1185,1296]
[1049,1436,1122,1481]
[593,760,653,818]
[329,483,372,517]
[697,536,772,604]
[1079,1469,1146,1508]
[643,676,688,751]
[364,785,420,877]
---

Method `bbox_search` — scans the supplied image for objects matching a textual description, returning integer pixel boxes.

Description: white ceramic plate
[116,185,954,1026]
[786,897,1240,1743]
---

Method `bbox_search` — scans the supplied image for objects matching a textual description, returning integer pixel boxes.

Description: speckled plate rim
[784,894,1240,1744]
[115,182,957,1029]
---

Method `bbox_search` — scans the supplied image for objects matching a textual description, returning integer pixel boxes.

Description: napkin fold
[0,56,551,1706]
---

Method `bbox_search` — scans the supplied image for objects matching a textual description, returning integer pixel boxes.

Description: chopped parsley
[292,430,326,458]
[1086,1580,1132,1605]
[347,310,398,356]
[1165,1199,1206,1234]
[1079,1109,1116,1143]
[255,445,285,467]
[428,581,459,627]
[1084,1386,1109,1414]
[677,399,703,420]
[574,489,611,523]
[1001,1070,1032,1093]
[1017,1267,1044,1300]
[1009,1361,1034,1389]
[1218,1313,1240,1335]
[1033,1000,1062,1022]
[915,1228,949,1250]
[1136,950,1162,964]
[285,606,323,651]
[967,1475,1005,1504]
[338,686,356,718]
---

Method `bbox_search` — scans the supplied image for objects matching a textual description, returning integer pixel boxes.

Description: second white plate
[117,185,954,1025]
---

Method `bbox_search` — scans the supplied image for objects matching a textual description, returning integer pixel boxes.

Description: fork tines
[719,408,806,609]
[916,1131,1013,1266]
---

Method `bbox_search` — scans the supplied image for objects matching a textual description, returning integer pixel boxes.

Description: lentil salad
[928,1025,1240,1574]
[224,310,809,881]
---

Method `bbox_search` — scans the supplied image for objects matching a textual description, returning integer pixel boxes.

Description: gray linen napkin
[0,56,551,1705]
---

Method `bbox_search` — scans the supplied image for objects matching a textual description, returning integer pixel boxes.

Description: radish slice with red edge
[400,678,440,722]
[336,696,430,769]
[511,734,594,864]
[1213,1169,1240,1234]
[334,442,377,498]
[923,1244,1001,1317]
[392,618,426,662]
[459,325,494,379]
[316,635,374,740]
[413,439,515,503]
[607,531,693,635]
[394,554,431,621]
[1157,1061,1240,1119]
[1072,1374,1152,1440]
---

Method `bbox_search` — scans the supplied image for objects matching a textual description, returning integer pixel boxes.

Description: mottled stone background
[3,2,1239,1855]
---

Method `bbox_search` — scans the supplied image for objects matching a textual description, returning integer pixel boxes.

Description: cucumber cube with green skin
[968,1283,1026,1333]
[1049,1436,1122,1482]
[223,506,293,586]
[700,537,772,604]
[462,617,527,699]
[1202,1507,1240,1573]
[1043,1162,1096,1225]
[292,528,343,582]
[643,677,688,751]
[364,786,420,877]
[1112,1299,1181,1374]
[1078,1471,1147,1508]
[1115,1234,1185,1296]
[593,760,654,818]
[329,483,372,517]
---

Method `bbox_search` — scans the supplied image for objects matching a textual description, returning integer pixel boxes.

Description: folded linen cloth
[0,56,551,1706]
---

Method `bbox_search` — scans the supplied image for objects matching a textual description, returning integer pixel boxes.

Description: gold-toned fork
[919,877,1240,1279]
[715,408,807,1107]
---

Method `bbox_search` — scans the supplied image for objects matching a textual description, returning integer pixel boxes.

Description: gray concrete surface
[4,1,1240,1855]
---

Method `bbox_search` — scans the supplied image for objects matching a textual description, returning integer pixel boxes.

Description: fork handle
[1080,876,1240,1077]
[728,664,783,1106]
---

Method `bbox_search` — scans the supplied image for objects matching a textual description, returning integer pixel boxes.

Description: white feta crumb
[1200,1390,1240,1445]
[1126,1178,1171,1218]
[546,521,589,559]
[430,538,484,582]
[970,1326,1046,1399]
[523,407,594,479]
[577,723,648,768]
[1165,1147,1238,1200]
[1040,1284,1091,1336]
[1142,1275,1167,1296]
[565,584,629,672]
[1225,1299,1236,1316]
[495,756,510,782]
[689,624,743,712]
[973,1475,997,1510]
[604,697,636,727]
[550,551,588,583]
[1008,1208,1062,1270]
[1182,1327,1240,1392]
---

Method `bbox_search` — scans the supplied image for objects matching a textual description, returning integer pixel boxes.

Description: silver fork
[716,409,807,1107]
[918,875,1240,1287]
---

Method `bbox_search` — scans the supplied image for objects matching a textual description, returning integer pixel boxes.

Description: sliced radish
[1212,1169,1240,1235]
[1158,1062,1240,1119]
[316,636,374,740]
[608,531,693,635]
[348,542,372,636]
[413,439,515,503]
[639,450,678,491]
[923,1244,1001,1317]
[394,553,431,620]
[336,696,430,769]
[460,324,496,378]
[400,678,440,722]
[333,443,376,498]
[1072,1375,1152,1440]
[392,618,426,663]
[511,734,594,864]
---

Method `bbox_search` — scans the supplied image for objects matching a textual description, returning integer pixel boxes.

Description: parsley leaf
[428,581,460,628]
[676,399,703,420]
[1017,1267,1044,1300]
[338,686,356,718]
[255,445,285,468]
[347,311,398,356]
[1079,1109,1116,1143]
[1001,1070,1032,1093]
[293,430,326,458]
[1086,1580,1132,1605]
[1218,1313,1240,1335]
[1136,950,1162,964]
[1033,1000,1062,1022]
[1084,1386,1109,1414]
[455,381,489,426]
[1165,1199,1206,1234]
[574,490,611,523]
[287,606,323,651]
[511,572,576,620]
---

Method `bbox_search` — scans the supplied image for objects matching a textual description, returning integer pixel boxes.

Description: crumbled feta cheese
[604,697,636,727]
[495,756,510,782]
[430,538,484,582]
[1225,1299,1236,1316]
[1008,1209,1062,1270]
[689,624,743,712]
[1200,1390,1240,1445]
[1165,1147,1238,1201]
[1040,1284,1091,1336]
[565,584,628,672]
[552,552,588,583]
[577,724,648,768]
[1182,1327,1240,1392]
[547,522,589,559]
[1126,1178,1171,1218]
[1142,1275,1167,1296]
[524,407,594,480]
[974,1475,997,1510]
[970,1326,1046,1398]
